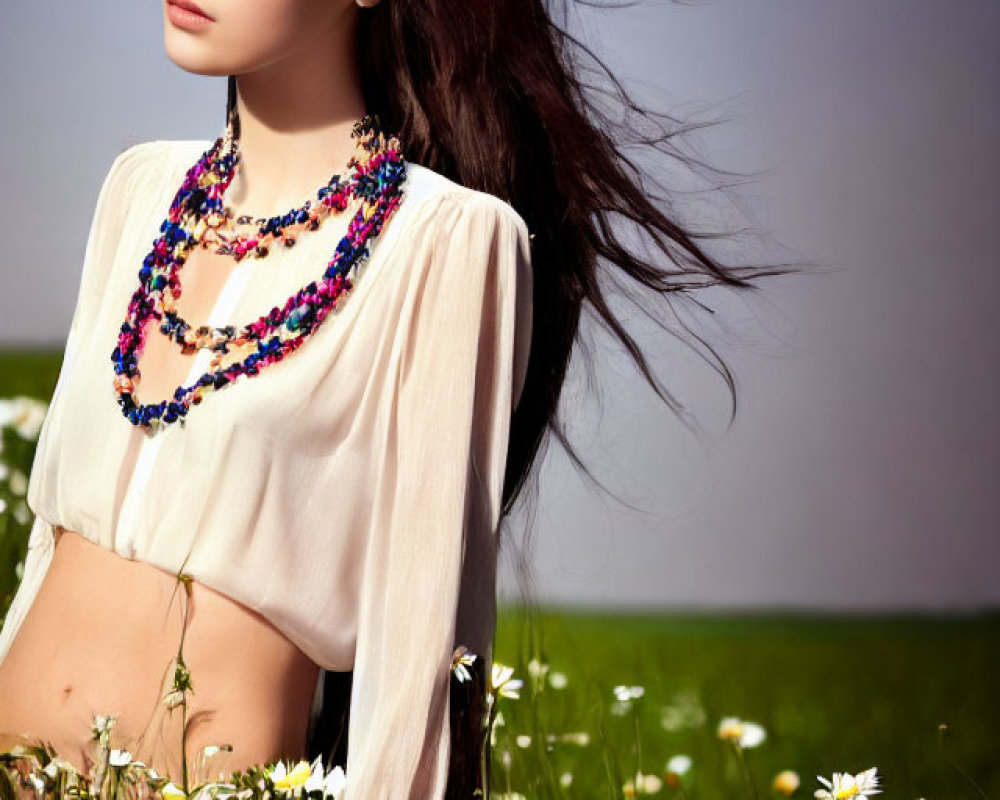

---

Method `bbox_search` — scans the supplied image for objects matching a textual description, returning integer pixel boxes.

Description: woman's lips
[166,0,215,30]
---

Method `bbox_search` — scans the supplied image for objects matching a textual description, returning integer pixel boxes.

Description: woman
[0,0,797,796]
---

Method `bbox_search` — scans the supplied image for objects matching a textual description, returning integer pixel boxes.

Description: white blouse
[0,138,534,797]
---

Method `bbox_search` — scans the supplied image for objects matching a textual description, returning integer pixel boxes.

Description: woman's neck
[225,14,366,218]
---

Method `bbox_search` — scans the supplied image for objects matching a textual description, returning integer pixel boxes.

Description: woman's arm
[344,190,533,800]
[0,140,160,661]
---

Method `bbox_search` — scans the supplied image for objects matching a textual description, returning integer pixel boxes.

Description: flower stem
[481,694,497,799]
[173,572,195,795]
[732,742,760,800]
[937,723,988,800]
[633,709,643,792]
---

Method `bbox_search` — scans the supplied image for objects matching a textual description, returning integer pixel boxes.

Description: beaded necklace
[111,114,407,432]
[195,145,362,261]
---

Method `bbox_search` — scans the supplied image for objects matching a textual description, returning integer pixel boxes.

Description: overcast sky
[0,1,997,612]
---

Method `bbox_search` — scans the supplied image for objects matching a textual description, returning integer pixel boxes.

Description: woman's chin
[163,41,235,78]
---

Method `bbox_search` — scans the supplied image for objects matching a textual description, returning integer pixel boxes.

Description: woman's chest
[52,184,412,468]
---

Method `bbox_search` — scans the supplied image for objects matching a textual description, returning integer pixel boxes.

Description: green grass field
[3,350,998,799]
[493,606,1000,798]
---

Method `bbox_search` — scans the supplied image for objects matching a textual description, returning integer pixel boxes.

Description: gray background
[1,2,996,611]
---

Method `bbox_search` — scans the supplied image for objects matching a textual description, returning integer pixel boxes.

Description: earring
[356,0,381,7]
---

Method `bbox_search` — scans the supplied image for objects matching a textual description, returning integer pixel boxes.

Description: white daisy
[717,716,767,748]
[548,671,568,689]
[666,754,692,776]
[815,767,881,799]
[613,684,645,702]
[490,663,523,699]
[13,499,29,525]
[526,657,549,689]
[90,713,117,738]
[0,396,48,440]
[774,770,800,795]
[450,646,477,684]
[323,765,347,800]
[163,689,185,709]
[8,468,27,495]
[160,782,187,800]
[304,755,327,793]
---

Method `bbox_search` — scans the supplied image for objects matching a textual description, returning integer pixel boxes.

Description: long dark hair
[297,0,807,794]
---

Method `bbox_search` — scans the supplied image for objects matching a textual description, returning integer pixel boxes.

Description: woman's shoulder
[108,138,198,172]
[402,161,528,237]
[95,139,206,200]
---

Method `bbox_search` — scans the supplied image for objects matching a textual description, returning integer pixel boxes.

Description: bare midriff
[0,525,321,783]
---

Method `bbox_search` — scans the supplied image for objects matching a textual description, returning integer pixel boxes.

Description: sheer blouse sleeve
[343,190,533,799]
[0,141,158,661]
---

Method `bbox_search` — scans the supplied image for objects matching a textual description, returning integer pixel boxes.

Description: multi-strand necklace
[110,114,407,432]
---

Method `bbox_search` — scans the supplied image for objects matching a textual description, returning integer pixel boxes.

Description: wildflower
[322,765,347,799]
[611,684,645,716]
[560,772,573,788]
[717,716,767,748]
[163,689,185,709]
[0,396,48,440]
[526,657,549,690]
[270,759,312,789]
[450,646,477,684]
[90,713,116,735]
[774,770,801,795]
[296,754,347,799]
[171,656,193,694]
[548,671,568,689]
[489,710,505,748]
[666,754,692,776]
[490,664,523,699]
[304,755,327,793]
[623,771,663,796]
[613,685,645,702]
[161,782,187,800]
[515,734,532,748]
[660,689,707,731]
[664,754,692,789]
[189,789,226,800]
[559,731,590,746]
[8,468,27,495]
[814,767,881,800]
[42,758,78,780]
[109,749,133,767]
